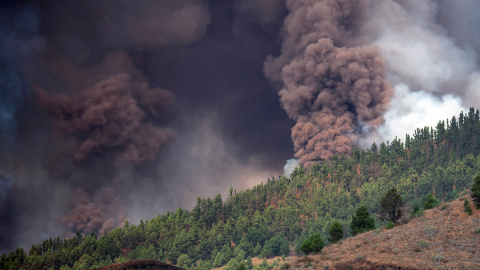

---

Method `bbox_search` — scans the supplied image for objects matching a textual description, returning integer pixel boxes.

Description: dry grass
[264,197,480,270]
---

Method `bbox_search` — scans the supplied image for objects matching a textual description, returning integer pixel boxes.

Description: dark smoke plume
[60,187,125,234]
[36,52,176,165]
[0,0,295,252]
[265,0,393,166]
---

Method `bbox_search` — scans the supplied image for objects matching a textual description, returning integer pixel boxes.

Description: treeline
[2,108,480,270]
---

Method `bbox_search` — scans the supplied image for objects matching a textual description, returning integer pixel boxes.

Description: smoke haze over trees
[1,0,480,253]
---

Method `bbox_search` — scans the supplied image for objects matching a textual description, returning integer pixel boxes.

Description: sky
[1,0,480,252]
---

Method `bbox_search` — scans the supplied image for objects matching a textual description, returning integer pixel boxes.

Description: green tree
[224,258,239,270]
[327,221,343,243]
[261,234,289,258]
[472,175,480,209]
[379,188,404,224]
[464,198,473,215]
[350,205,375,236]
[177,254,193,269]
[299,234,323,255]
[423,193,439,209]
[253,243,262,256]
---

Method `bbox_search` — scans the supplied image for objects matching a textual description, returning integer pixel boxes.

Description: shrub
[357,254,365,261]
[474,228,480,234]
[472,175,480,209]
[327,221,344,243]
[417,241,429,248]
[350,205,375,236]
[386,221,394,229]
[300,234,323,255]
[423,193,439,210]
[410,208,424,218]
[432,254,445,262]
[464,198,473,215]
[412,204,420,214]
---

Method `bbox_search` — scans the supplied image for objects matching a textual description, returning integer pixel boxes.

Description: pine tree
[300,234,323,255]
[379,188,404,224]
[423,193,439,210]
[464,198,473,215]
[327,221,343,243]
[350,205,375,236]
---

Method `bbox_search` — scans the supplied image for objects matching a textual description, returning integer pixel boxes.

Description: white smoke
[365,0,480,143]
[283,158,299,178]
[379,84,465,141]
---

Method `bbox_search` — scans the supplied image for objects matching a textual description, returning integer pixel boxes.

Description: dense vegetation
[2,108,480,270]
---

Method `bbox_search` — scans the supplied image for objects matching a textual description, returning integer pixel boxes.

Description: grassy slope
[248,196,480,270]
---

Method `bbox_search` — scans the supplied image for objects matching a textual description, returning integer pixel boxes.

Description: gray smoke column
[265,0,393,167]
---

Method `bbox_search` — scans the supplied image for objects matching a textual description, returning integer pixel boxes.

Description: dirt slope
[269,196,480,269]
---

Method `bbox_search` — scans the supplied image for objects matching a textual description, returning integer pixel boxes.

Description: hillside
[253,196,480,269]
[1,108,480,269]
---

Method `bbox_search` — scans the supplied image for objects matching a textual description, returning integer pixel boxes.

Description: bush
[423,193,439,210]
[386,221,394,229]
[300,234,323,255]
[327,221,344,244]
[472,175,480,209]
[410,204,423,218]
[350,205,375,236]
[432,254,444,262]
[464,198,473,215]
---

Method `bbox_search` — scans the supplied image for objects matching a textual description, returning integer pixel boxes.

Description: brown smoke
[265,0,393,167]
[60,187,125,234]
[36,52,175,164]
[125,0,210,46]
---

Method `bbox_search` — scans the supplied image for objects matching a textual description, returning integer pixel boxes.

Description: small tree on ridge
[350,205,375,236]
[379,188,404,224]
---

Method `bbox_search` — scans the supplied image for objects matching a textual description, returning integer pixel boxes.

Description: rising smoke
[36,52,176,165]
[1,0,480,254]
[264,0,393,167]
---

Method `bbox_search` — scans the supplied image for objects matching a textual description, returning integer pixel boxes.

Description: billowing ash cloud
[60,187,125,234]
[265,0,393,167]
[0,0,293,252]
[36,52,175,165]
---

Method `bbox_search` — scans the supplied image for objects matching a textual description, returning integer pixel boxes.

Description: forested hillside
[2,108,480,270]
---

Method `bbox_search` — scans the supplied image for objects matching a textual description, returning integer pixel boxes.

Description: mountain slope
[271,196,480,269]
